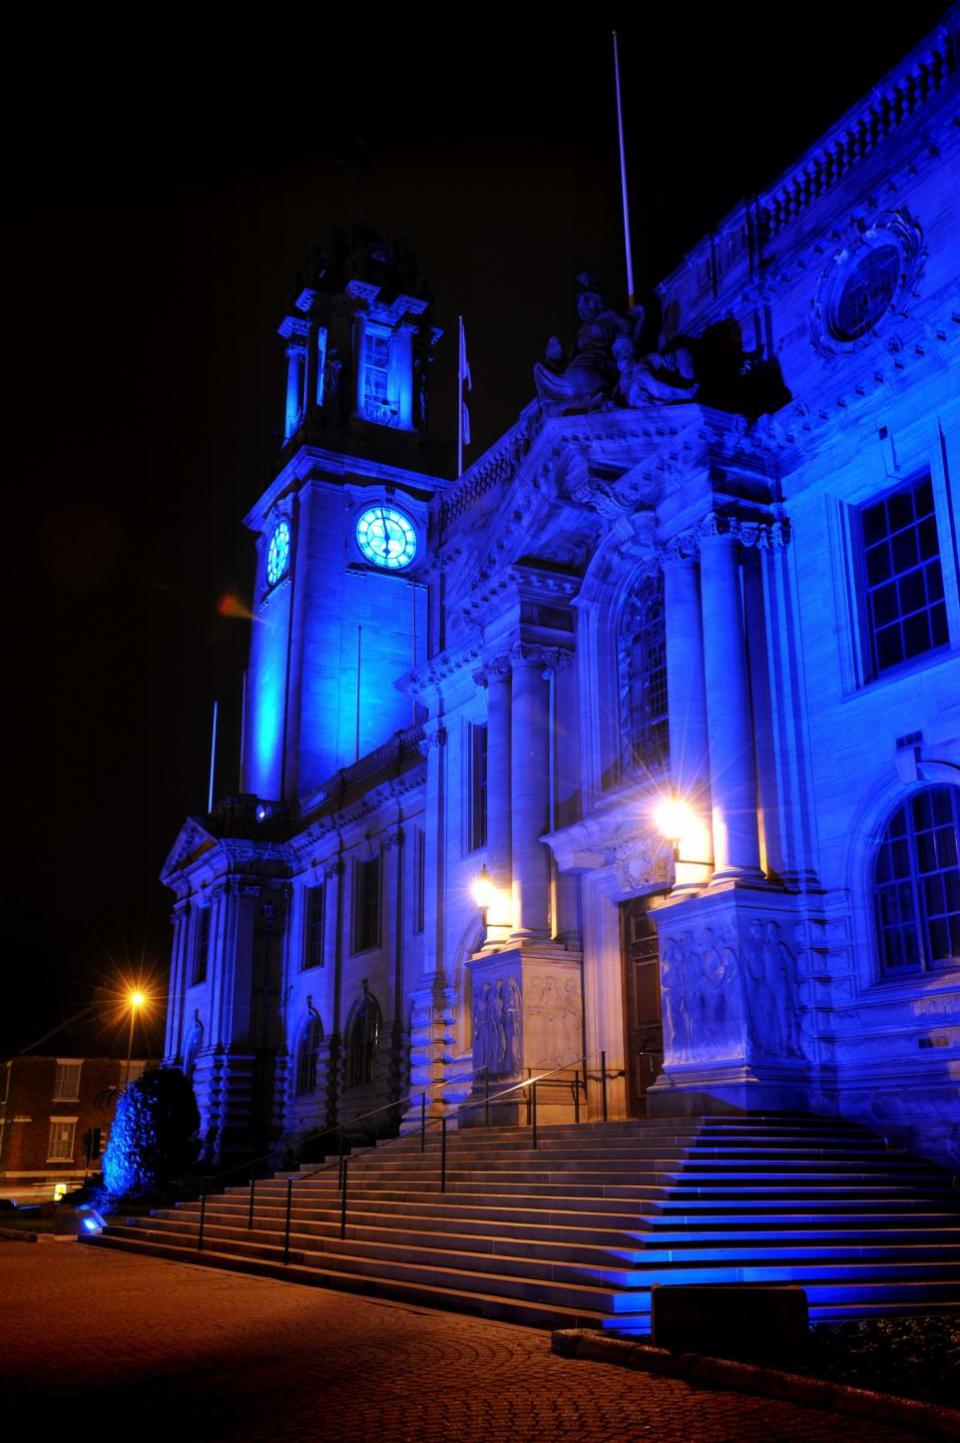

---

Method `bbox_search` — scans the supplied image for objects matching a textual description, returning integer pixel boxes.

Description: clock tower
[243,229,448,805]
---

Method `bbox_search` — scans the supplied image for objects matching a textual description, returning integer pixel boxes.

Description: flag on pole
[458,316,472,477]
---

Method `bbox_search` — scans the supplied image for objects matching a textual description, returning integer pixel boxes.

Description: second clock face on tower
[356,505,417,569]
[266,520,291,586]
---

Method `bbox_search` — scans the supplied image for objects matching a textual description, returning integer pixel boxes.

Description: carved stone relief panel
[656,903,812,1070]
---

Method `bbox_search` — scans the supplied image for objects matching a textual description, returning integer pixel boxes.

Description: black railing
[192,1051,616,1263]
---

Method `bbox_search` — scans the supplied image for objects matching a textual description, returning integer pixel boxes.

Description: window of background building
[468,722,488,853]
[859,475,947,678]
[53,1061,82,1101]
[302,884,324,970]
[47,1118,77,1162]
[874,785,960,976]
[192,906,211,986]
[353,855,382,953]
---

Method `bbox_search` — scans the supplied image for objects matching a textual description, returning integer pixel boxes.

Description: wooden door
[620,898,664,1116]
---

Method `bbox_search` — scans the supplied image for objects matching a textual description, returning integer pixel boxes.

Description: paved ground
[0,1244,936,1443]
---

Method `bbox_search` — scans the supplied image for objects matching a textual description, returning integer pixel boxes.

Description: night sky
[3,10,949,1057]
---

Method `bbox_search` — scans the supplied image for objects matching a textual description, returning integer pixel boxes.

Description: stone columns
[510,647,553,938]
[698,524,764,884]
[662,549,710,807]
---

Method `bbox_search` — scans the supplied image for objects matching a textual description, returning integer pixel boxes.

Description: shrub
[102,1067,200,1200]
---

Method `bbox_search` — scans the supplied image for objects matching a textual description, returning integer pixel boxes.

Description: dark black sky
[2,9,949,1055]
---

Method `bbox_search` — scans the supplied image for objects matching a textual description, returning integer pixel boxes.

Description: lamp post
[124,990,146,1090]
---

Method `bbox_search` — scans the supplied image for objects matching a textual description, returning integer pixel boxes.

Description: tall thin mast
[612,31,636,310]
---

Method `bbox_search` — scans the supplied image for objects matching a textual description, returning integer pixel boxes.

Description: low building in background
[0,1055,157,1199]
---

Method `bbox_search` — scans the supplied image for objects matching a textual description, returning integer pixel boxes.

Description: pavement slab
[0,1245,937,1443]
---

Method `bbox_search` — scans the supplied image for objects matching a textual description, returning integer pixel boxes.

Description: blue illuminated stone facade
[162,22,960,1171]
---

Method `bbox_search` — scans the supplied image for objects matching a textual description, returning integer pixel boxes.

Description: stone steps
[83,1114,960,1335]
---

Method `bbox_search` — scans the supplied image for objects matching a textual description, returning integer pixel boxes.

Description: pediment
[161,817,216,885]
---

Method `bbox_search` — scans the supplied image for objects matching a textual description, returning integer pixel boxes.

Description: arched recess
[294,1007,323,1096]
[346,983,384,1089]
[182,1012,203,1080]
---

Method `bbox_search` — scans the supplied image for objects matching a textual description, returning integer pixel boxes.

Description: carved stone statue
[534,275,630,413]
[534,276,791,419]
[614,334,699,406]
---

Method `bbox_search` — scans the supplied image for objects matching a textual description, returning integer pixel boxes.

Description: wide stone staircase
[82,1113,960,1335]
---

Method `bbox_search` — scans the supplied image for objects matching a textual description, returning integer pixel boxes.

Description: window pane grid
[622,572,670,775]
[860,476,947,676]
[353,856,381,954]
[302,885,324,970]
[48,1120,77,1162]
[469,723,488,853]
[875,787,960,976]
[54,1062,81,1100]
[193,906,211,986]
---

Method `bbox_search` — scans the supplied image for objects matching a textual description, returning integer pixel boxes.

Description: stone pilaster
[510,645,565,938]
[698,520,764,884]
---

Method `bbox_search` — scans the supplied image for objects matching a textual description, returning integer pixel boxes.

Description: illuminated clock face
[356,505,417,570]
[266,520,291,586]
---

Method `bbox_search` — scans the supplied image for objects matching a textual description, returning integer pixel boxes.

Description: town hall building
[160,12,960,1176]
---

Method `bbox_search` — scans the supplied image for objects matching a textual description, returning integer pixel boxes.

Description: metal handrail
[192,1061,491,1248]
[195,1049,616,1262]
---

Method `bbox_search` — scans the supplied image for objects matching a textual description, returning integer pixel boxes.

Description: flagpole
[457,314,464,479]
[207,699,219,812]
[612,31,636,311]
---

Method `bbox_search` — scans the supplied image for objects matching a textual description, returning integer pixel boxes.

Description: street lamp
[124,990,147,1090]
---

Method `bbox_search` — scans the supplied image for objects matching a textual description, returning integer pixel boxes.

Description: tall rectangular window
[414,826,426,935]
[361,330,391,421]
[192,906,211,987]
[47,1119,77,1162]
[468,723,488,853]
[302,884,325,970]
[858,475,947,677]
[53,1061,82,1101]
[353,855,381,953]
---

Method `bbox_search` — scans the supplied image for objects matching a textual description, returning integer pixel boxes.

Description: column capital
[659,511,789,562]
[509,642,572,672]
[472,654,512,687]
[698,511,790,550]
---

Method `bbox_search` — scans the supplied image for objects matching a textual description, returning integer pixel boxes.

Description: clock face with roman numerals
[266,520,291,586]
[356,506,417,569]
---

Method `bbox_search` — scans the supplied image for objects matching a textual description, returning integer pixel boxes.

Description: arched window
[619,571,669,777]
[295,1013,323,1096]
[347,987,382,1089]
[874,785,960,976]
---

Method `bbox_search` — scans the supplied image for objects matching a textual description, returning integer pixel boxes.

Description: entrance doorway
[620,897,664,1116]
